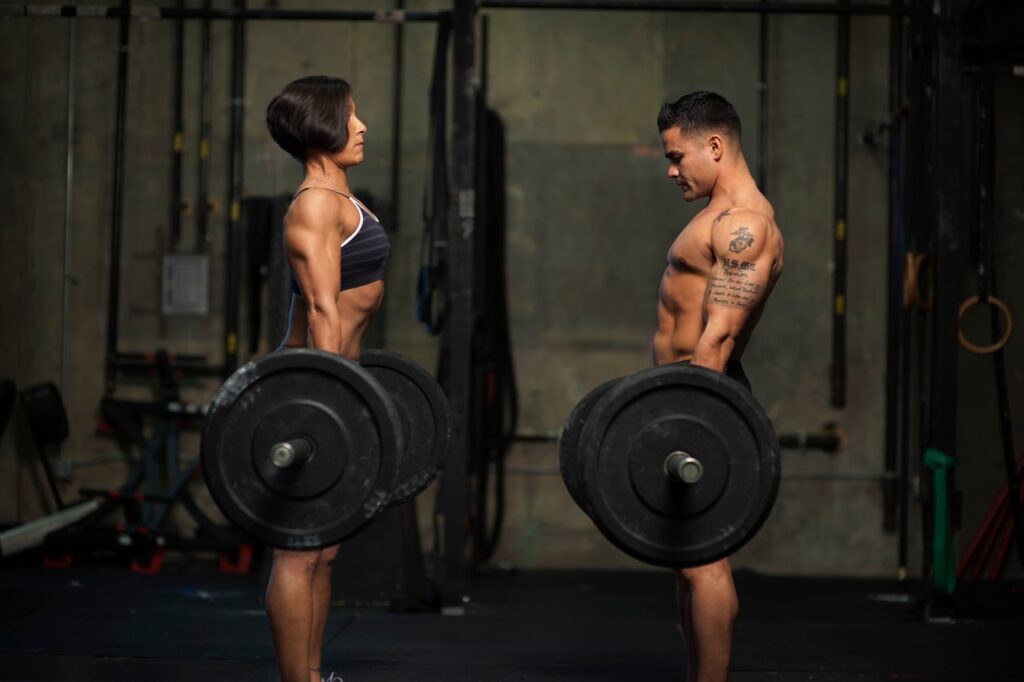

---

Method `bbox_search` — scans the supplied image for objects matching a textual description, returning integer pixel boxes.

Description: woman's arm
[283,191,360,353]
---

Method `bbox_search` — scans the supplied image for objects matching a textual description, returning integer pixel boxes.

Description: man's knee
[679,558,731,583]
[273,549,321,578]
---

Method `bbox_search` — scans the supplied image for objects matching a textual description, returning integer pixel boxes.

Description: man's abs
[652,268,754,366]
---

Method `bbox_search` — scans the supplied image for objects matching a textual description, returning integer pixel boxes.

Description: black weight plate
[360,350,450,506]
[559,378,620,516]
[202,349,402,549]
[579,364,779,568]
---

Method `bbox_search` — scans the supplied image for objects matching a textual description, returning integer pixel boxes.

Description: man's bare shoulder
[710,208,783,260]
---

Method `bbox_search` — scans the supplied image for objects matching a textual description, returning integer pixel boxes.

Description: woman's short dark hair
[266,76,352,161]
[657,91,741,141]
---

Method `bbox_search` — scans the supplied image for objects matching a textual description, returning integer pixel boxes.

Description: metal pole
[926,0,965,612]
[756,2,768,192]
[170,0,184,248]
[224,0,245,375]
[0,5,444,21]
[196,0,212,249]
[103,0,131,393]
[478,0,910,14]
[61,4,77,400]
[884,0,906,559]
[830,0,849,408]
[439,0,477,615]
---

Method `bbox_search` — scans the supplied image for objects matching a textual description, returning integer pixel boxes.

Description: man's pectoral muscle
[692,218,776,372]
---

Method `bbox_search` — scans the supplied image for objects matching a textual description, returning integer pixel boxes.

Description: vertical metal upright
[197,0,213,249]
[830,0,850,408]
[224,0,246,375]
[756,1,769,192]
[104,0,132,393]
[439,0,478,614]
[170,0,185,250]
[883,0,905,542]
[925,0,966,612]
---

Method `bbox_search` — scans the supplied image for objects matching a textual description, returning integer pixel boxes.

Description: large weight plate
[202,349,402,549]
[559,378,620,516]
[360,350,451,506]
[579,364,780,568]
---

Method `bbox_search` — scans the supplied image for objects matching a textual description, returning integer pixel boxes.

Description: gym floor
[1,561,1021,681]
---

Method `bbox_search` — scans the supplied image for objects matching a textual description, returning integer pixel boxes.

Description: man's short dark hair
[266,76,352,161]
[657,91,742,141]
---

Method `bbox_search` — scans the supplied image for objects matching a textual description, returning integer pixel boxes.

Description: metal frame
[0,5,443,21]
[480,1,909,14]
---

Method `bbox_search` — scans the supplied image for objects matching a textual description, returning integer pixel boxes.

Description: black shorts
[676,359,752,393]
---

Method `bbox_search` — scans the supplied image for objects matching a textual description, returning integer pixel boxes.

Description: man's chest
[667,221,715,274]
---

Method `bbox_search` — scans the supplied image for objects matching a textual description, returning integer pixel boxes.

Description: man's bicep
[708,218,770,310]
[706,264,764,310]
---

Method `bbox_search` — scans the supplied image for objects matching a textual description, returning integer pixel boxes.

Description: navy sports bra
[288,187,390,295]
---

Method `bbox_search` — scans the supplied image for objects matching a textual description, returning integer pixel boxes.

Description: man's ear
[708,134,724,162]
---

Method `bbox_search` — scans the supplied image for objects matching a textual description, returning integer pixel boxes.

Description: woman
[264,75,389,682]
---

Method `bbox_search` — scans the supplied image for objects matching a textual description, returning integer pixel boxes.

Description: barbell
[201,348,450,550]
[559,363,780,568]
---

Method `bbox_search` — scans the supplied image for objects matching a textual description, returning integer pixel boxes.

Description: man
[653,91,784,681]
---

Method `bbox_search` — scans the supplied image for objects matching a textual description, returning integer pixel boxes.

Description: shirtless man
[652,91,784,681]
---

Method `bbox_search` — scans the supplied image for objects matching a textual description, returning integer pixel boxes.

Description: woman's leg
[266,548,320,682]
[307,545,340,680]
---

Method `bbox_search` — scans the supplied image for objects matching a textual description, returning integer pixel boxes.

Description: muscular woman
[264,75,390,682]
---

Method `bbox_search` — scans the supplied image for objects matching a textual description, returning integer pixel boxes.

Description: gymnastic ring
[957,295,1013,354]
[903,252,933,311]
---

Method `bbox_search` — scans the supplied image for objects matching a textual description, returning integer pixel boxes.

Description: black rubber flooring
[0,562,1021,681]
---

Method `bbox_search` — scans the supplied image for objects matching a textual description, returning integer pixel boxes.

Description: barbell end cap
[664,451,703,484]
[270,438,313,469]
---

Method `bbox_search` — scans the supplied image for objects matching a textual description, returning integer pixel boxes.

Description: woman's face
[333,97,367,168]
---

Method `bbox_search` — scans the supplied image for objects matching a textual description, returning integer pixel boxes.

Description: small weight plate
[579,364,780,568]
[202,349,402,549]
[559,378,620,516]
[361,349,451,507]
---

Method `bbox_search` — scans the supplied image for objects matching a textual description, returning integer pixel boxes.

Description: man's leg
[674,558,738,682]
[307,545,340,681]
[266,548,320,682]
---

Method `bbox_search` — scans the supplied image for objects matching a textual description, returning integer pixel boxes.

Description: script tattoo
[728,226,755,254]
[707,259,762,308]
[713,209,732,224]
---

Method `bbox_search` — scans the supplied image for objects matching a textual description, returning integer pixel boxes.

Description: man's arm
[691,213,776,372]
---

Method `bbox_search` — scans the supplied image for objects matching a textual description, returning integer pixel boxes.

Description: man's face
[660,126,715,202]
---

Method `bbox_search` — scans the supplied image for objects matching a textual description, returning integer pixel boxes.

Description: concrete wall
[1,2,1021,579]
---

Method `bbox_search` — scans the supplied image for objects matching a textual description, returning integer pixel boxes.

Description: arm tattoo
[728,226,755,254]
[713,209,732,224]
[707,260,762,308]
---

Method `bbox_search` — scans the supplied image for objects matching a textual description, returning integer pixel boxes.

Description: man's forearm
[691,331,735,373]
